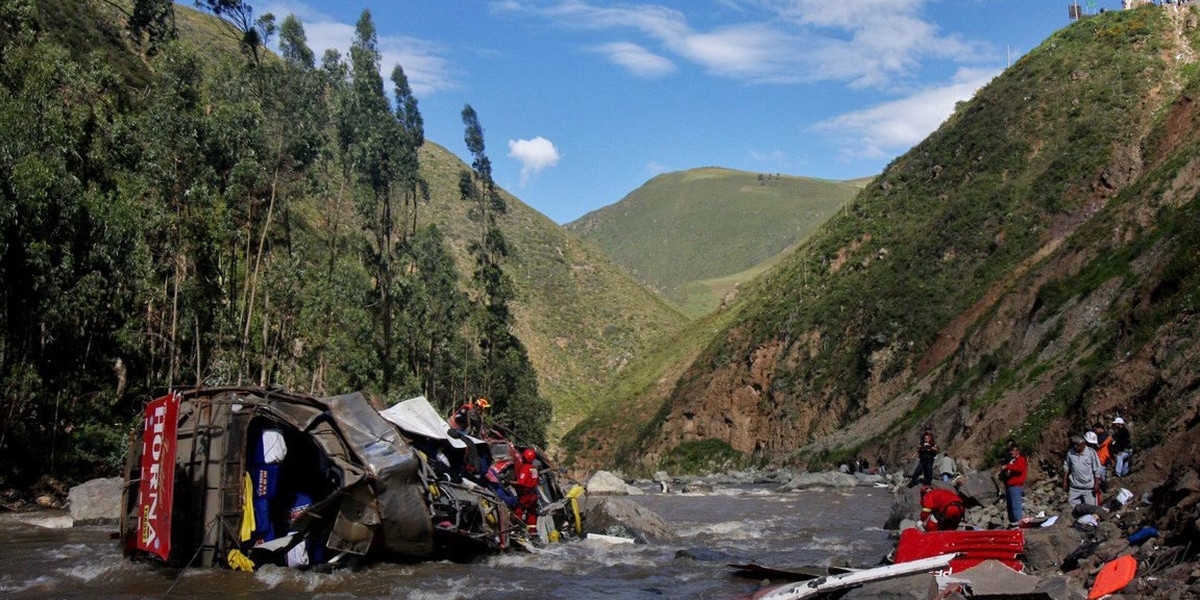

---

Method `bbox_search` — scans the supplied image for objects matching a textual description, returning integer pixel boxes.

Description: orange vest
[1096,435,1112,465]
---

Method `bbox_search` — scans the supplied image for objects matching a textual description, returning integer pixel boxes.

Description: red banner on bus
[136,391,180,561]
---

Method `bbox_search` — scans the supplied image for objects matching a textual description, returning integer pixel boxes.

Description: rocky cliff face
[620,7,1200,487]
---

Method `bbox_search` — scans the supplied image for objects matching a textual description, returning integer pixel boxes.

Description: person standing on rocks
[1084,430,1109,492]
[1111,417,1132,477]
[998,444,1028,525]
[909,430,939,487]
[1063,434,1102,506]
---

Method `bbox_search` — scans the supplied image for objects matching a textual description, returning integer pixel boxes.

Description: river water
[0,484,896,600]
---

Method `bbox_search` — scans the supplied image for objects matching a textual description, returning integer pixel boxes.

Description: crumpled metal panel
[323,393,433,558]
[327,482,379,555]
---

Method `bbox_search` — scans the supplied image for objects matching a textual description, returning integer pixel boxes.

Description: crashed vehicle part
[120,387,433,568]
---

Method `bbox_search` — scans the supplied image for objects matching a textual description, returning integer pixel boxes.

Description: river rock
[68,477,123,525]
[1033,574,1082,600]
[582,497,677,543]
[841,572,937,600]
[854,473,885,486]
[586,470,638,495]
[1022,526,1084,574]
[779,471,858,491]
[955,471,1000,507]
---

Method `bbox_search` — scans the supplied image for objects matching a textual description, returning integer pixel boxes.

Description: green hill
[565,6,1200,497]
[565,168,860,316]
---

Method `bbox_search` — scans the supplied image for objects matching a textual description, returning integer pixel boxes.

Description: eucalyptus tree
[194,0,275,65]
[347,10,406,394]
[457,105,550,445]
[390,64,427,243]
[226,14,327,386]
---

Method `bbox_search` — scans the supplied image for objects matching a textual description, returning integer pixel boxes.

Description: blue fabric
[1005,485,1024,523]
[250,464,280,541]
[1128,526,1158,545]
[493,483,518,508]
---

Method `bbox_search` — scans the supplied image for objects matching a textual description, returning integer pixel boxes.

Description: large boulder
[956,471,1000,508]
[778,471,859,491]
[68,477,123,525]
[586,470,640,495]
[582,497,677,543]
[1022,525,1085,574]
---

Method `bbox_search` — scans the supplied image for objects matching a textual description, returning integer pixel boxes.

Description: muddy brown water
[0,485,895,599]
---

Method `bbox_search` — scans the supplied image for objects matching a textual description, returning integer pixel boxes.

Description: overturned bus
[120,387,583,570]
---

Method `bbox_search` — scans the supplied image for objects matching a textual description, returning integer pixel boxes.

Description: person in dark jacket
[909,430,939,487]
[1111,417,1132,477]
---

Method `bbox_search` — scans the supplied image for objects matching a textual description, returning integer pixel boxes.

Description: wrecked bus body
[120,387,583,570]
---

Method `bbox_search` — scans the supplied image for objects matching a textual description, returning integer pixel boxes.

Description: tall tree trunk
[240,159,281,383]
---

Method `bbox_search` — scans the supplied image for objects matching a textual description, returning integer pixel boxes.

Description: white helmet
[1084,431,1098,445]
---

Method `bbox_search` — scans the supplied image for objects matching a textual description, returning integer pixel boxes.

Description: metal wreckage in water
[119,387,585,571]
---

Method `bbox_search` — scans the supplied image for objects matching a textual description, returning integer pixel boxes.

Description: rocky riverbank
[584,465,1200,599]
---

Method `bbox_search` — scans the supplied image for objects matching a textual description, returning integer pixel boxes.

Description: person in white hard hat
[1111,417,1132,477]
[1085,429,1109,491]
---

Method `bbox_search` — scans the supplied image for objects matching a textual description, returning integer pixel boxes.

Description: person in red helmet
[512,448,541,533]
[919,485,965,532]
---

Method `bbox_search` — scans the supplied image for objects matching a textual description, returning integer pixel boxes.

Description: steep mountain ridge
[566,7,1200,493]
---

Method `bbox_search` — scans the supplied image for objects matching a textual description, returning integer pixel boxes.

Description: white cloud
[507,137,562,185]
[646,161,669,176]
[593,42,676,77]
[263,2,458,95]
[496,0,985,88]
[814,68,1000,159]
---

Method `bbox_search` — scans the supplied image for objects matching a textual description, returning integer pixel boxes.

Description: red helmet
[523,448,537,463]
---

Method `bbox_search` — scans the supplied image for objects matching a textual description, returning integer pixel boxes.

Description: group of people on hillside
[1062,417,1133,506]
[909,416,1133,533]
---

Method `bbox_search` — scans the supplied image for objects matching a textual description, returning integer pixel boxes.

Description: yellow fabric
[566,485,585,535]
[227,548,255,572]
[240,472,255,542]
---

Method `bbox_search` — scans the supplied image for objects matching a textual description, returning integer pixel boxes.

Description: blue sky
[259,1,1089,224]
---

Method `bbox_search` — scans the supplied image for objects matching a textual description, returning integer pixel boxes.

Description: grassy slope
[415,143,688,441]
[566,6,1186,471]
[565,168,859,316]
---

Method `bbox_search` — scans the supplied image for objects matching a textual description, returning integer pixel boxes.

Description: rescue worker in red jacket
[512,448,541,533]
[919,486,965,532]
